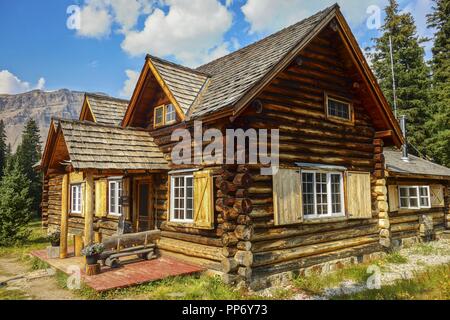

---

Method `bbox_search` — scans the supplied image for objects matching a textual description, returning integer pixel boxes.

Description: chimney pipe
[400,115,409,162]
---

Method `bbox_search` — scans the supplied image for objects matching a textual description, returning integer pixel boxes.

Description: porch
[31,249,205,292]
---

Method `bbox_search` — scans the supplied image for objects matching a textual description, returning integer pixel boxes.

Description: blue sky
[0,0,434,98]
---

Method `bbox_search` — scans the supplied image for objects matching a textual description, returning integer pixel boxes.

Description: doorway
[134,178,155,232]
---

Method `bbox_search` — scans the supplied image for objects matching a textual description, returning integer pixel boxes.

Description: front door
[135,178,154,232]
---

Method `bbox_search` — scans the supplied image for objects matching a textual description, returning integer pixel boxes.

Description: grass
[0,287,29,300]
[384,251,409,264]
[55,271,251,300]
[292,263,372,296]
[0,219,48,259]
[410,243,445,256]
[332,263,450,300]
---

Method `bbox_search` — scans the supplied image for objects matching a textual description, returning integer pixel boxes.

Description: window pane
[399,188,407,197]
[166,104,176,123]
[409,197,418,208]
[302,173,314,215]
[330,174,341,214]
[315,173,328,215]
[155,107,164,125]
[409,187,418,197]
[328,98,350,120]
[400,198,408,208]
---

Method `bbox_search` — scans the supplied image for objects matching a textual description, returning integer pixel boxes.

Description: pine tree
[15,119,42,216]
[0,120,6,179]
[424,0,450,166]
[0,157,33,246]
[369,0,431,155]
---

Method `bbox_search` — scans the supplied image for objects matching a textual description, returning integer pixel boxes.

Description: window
[170,175,194,223]
[108,180,123,215]
[325,94,352,122]
[154,104,177,127]
[301,171,344,219]
[154,106,164,127]
[165,104,176,123]
[71,184,82,214]
[399,186,430,209]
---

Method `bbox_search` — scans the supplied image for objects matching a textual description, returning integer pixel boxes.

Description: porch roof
[58,119,168,171]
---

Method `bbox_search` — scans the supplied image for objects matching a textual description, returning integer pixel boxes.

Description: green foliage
[15,119,42,216]
[385,251,408,264]
[333,264,450,300]
[0,120,6,179]
[0,158,33,246]
[424,0,450,167]
[369,0,431,156]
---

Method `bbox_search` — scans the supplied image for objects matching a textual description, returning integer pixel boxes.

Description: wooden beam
[59,174,69,258]
[84,172,94,246]
[375,130,393,139]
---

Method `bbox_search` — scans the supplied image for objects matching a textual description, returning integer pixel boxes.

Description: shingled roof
[189,5,336,119]
[58,119,168,170]
[384,148,450,178]
[150,56,209,114]
[85,94,129,125]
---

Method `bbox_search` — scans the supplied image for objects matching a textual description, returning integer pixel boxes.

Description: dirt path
[0,256,78,300]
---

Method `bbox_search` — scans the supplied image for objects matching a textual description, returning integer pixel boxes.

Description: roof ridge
[55,117,149,132]
[85,92,129,104]
[146,54,211,78]
[196,3,338,73]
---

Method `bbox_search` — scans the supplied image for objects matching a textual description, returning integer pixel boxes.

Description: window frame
[170,174,194,223]
[70,183,82,214]
[399,185,431,210]
[301,170,345,220]
[165,104,176,125]
[324,92,354,124]
[108,179,123,216]
[153,105,165,128]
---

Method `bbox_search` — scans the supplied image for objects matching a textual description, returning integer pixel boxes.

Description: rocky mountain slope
[0,89,85,150]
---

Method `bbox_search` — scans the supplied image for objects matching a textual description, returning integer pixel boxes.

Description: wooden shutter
[193,170,214,229]
[273,168,302,226]
[95,179,107,217]
[430,185,444,207]
[347,172,372,219]
[388,185,399,212]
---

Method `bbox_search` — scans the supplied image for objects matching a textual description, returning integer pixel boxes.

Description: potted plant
[81,243,105,265]
[47,231,60,247]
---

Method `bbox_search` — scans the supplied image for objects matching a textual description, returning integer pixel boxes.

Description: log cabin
[39,4,450,289]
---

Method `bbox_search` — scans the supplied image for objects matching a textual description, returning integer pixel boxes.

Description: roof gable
[80,94,129,126]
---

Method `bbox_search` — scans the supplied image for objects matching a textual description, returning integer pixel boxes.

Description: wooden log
[237,241,252,251]
[222,208,240,221]
[234,198,253,215]
[235,189,249,198]
[158,237,223,261]
[221,257,239,273]
[233,173,252,188]
[234,251,253,267]
[222,247,238,258]
[161,231,222,247]
[219,180,238,194]
[84,172,94,246]
[221,222,237,232]
[238,267,252,279]
[102,230,161,251]
[237,215,252,226]
[235,225,254,240]
[85,263,101,276]
[222,232,239,246]
[74,235,83,257]
[216,197,235,208]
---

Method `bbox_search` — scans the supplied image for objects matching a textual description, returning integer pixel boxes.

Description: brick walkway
[32,249,205,292]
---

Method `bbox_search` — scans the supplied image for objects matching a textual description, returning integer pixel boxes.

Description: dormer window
[154,104,177,128]
[325,93,353,123]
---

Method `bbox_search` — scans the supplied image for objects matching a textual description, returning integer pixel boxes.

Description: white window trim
[399,185,431,210]
[170,174,194,223]
[108,180,123,216]
[301,170,345,220]
[70,184,82,214]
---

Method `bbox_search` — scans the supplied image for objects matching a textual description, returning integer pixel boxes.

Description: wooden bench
[99,230,161,268]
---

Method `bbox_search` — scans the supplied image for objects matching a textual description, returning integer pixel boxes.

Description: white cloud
[121,0,233,67]
[120,69,140,98]
[241,0,388,35]
[76,0,155,38]
[0,70,45,95]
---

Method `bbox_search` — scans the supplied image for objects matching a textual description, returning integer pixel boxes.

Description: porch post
[84,172,94,246]
[60,173,69,258]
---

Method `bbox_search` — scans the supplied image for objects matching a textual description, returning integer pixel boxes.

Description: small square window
[326,94,352,122]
